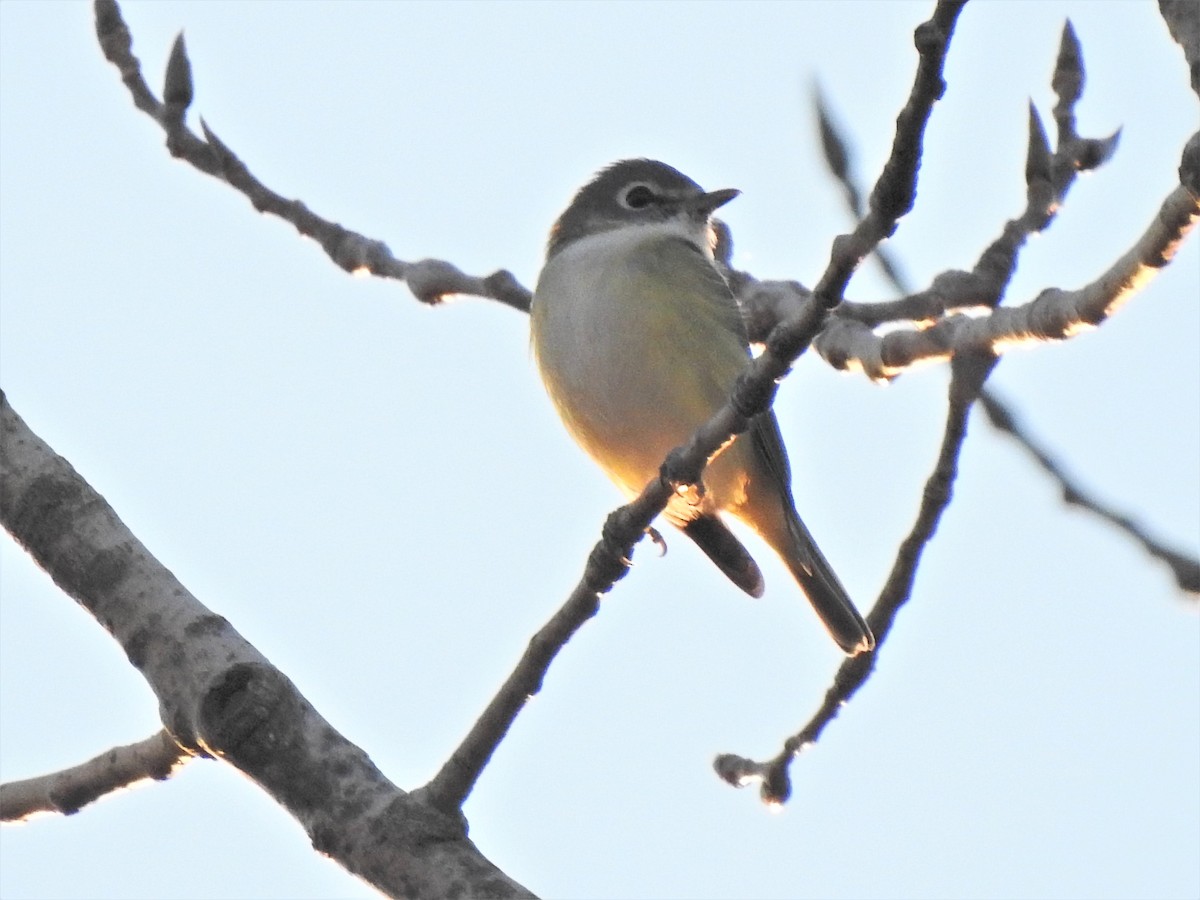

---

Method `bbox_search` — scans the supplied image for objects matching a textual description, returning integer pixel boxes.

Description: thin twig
[816,182,1199,378]
[92,0,530,312]
[978,392,1200,595]
[810,0,967,310]
[716,350,997,803]
[814,21,1123,373]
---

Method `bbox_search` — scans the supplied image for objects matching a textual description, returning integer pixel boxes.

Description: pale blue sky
[1,2,1197,898]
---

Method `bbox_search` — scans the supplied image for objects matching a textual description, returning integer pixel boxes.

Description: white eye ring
[619,183,659,210]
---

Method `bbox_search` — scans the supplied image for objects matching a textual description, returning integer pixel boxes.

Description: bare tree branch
[1159,0,1200,98]
[809,0,966,310]
[814,181,1198,377]
[978,392,1200,596]
[0,390,533,899]
[716,349,997,803]
[811,26,1200,593]
[422,286,831,809]
[713,14,1198,803]
[80,0,1194,824]
[0,730,189,822]
[731,23,1128,347]
[0,4,1184,897]
[813,22,1133,375]
[420,0,968,812]
[92,0,530,312]
[87,0,966,823]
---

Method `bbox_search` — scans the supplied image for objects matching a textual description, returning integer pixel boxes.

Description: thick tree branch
[1158,0,1200,98]
[0,390,532,899]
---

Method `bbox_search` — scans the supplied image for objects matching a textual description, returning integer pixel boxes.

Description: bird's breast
[531,227,748,500]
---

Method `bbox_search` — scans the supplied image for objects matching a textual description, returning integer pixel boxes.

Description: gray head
[546,158,739,259]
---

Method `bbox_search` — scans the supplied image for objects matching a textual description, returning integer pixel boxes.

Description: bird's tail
[782,508,875,656]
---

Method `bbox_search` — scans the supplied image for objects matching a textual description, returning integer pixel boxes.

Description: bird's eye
[621,184,658,210]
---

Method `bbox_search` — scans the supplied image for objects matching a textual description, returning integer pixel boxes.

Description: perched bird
[530,159,874,656]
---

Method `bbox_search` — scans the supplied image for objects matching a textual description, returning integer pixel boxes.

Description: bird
[529,158,874,656]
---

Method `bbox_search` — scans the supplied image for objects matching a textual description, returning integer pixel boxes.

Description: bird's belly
[532,253,744,507]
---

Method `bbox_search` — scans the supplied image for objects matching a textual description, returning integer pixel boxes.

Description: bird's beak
[689,187,740,216]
